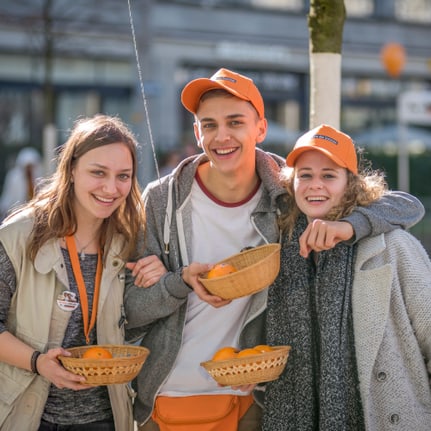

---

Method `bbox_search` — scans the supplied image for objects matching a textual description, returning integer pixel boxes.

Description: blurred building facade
[0,0,430,187]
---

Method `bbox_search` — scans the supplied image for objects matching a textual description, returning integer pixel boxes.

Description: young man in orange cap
[124,68,424,431]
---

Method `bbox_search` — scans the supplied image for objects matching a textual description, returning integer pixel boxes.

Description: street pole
[396,119,409,192]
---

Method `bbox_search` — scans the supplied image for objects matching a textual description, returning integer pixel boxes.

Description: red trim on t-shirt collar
[195,170,261,207]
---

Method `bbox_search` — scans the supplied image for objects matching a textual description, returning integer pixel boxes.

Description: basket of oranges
[58,344,150,386]
[198,243,281,299]
[200,344,291,386]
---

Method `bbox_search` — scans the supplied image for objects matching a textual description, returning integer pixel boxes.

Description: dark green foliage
[369,152,431,198]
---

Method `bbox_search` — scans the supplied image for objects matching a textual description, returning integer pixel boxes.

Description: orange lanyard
[65,235,102,344]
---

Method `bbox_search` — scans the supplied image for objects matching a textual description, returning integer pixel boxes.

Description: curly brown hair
[9,114,146,262]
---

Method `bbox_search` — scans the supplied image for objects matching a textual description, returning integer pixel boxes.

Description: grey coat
[124,148,425,425]
[353,230,431,430]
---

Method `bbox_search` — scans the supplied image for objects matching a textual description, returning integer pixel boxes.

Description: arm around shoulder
[343,190,424,242]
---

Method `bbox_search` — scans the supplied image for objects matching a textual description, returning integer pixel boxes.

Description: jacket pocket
[0,365,34,405]
[0,366,48,429]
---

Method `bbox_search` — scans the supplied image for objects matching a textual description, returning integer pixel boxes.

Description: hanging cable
[127,0,161,182]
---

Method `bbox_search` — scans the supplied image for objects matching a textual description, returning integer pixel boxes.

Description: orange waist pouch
[152,394,253,431]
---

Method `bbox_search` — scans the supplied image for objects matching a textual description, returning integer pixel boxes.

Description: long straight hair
[7,115,146,262]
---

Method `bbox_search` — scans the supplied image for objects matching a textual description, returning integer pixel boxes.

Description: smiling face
[71,142,133,224]
[193,92,267,179]
[293,150,348,222]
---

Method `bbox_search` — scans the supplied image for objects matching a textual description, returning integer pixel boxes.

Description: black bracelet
[30,350,41,375]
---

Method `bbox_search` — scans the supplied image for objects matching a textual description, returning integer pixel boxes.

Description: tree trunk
[308,0,346,129]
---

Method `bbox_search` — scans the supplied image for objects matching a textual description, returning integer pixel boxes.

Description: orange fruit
[253,344,273,353]
[237,348,261,358]
[82,346,113,360]
[212,346,239,361]
[207,263,237,279]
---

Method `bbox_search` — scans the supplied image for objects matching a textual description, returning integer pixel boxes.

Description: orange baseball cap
[286,124,358,174]
[181,68,264,119]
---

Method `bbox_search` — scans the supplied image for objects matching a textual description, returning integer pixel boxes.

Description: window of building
[250,0,304,11]
[0,86,44,189]
[395,0,431,23]
[345,0,374,17]
[171,0,305,11]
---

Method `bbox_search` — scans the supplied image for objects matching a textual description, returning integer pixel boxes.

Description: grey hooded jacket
[124,148,424,425]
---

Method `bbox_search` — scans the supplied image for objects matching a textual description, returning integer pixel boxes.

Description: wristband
[31,350,41,375]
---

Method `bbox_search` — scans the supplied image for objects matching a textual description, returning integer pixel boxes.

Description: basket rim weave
[200,345,291,386]
[58,344,149,386]
[198,243,281,300]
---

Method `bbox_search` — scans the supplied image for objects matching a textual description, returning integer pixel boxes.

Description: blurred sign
[398,90,431,125]
[396,90,431,193]
[216,42,292,64]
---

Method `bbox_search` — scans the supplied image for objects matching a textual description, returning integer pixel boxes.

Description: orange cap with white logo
[181,68,264,119]
[286,124,358,174]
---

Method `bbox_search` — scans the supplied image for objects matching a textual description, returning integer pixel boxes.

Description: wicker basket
[200,345,291,386]
[58,344,150,386]
[198,243,281,299]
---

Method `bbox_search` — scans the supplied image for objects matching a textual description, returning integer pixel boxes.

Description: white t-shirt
[159,177,263,396]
